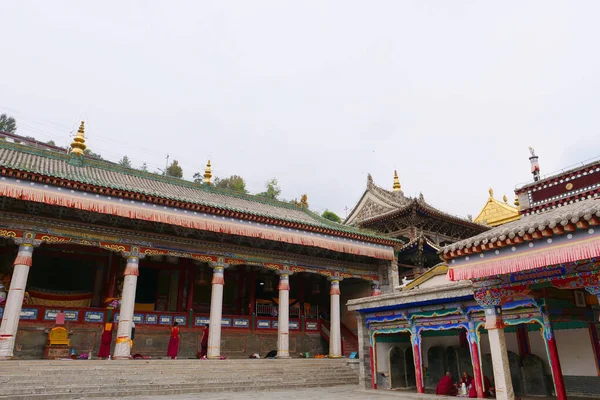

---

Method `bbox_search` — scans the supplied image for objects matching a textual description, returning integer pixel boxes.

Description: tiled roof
[442,197,600,255]
[0,141,399,245]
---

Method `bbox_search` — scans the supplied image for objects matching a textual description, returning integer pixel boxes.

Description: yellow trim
[474,192,520,227]
[402,264,448,290]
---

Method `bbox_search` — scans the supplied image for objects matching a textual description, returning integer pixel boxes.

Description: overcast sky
[1,1,598,220]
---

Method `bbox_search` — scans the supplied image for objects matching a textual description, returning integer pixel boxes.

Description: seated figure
[436,371,458,396]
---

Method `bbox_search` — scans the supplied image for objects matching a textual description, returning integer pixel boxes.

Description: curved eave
[0,166,399,248]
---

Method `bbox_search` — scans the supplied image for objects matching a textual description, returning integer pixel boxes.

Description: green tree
[0,114,17,134]
[84,148,103,159]
[257,178,281,200]
[140,162,148,172]
[118,155,132,168]
[193,171,203,183]
[321,210,342,223]
[46,140,56,146]
[166,160,183,178]
[214,175,248,194]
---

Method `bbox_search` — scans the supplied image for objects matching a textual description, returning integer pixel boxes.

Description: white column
[207,263,226,359]
[276,272,291,358]
[113,256,140,359]
[0,244,34,359]
[329,278,342,358]
[485,306,515,400]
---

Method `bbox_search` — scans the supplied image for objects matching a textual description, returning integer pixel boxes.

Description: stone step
[0,380,353,398]
[1,376,356,396]
[0,359,358,399]
[0,372,358,386]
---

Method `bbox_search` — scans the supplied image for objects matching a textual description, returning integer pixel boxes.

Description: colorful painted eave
[444,198,600,281]
[0,140,400,250]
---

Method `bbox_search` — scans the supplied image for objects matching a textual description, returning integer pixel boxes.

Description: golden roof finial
[514,194,520,209]
[300,194,308,208]
[203,160,212,185]
[70,121,87,156]
[488,188,494,198]
[503,194,508,203]
[393,170,401,192]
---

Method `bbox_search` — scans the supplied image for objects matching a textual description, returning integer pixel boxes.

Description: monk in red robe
[167,321,180,359]
[461,372,473,387]
[199,324,209,358]
[436,371,457,396]
[98,323,113,359]
[468,376,493,398]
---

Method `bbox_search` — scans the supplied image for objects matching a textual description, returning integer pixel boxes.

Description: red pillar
[471,340,485,398]
[370,343,377,389]
[177,267,186,312]
[411,330,424,393]
[186,264,196,311]
[249,269,257,315]
[236,269,245,315]
[543,309,567,400]
[516,324,531,358]
[547,335,567,400]
[298,275,305,318]
[107,254,120,299]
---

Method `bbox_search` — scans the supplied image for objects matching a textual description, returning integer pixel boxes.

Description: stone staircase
[0,358,358,399]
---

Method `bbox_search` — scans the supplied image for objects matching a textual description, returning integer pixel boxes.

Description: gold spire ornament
[70,121,87,156]
[203,160,212,185]
[514,194,520,209]
[393,170,401,191]
[503,194,508,203]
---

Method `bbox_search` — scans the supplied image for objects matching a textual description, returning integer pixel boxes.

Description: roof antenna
[528,147,540,182]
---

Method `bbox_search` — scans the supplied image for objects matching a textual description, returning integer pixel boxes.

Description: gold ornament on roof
[503,194,508,203]
[69,121,87,156]
[203,160,212,185]
[514,194,520,209]
[393,170,401,192]
[300,194,308,208]
[488,188,494,198]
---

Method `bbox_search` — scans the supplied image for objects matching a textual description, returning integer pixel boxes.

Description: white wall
[422,335,459,368]
[479,331,519,357]
[376,342,410,373]
[555,328,597,376]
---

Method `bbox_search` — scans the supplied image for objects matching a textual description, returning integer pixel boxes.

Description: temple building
[0,123,401,360]
[349,153,600,400]
[345,171,487,278]
[473,189,521,227]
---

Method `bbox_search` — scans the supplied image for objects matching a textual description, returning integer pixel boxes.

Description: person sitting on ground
[436,371,458,396]
[461,371,473,387]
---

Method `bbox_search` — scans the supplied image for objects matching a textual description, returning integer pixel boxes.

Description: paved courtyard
[97,385,407,400]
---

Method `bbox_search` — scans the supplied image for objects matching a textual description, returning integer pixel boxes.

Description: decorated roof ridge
[516,156,600,192]
[359,196,487,231]
[0,138,399,245]
[473,188,520,227]
[397,234,440,254]
[344,173,409,223]
[441,197,600,258]
[402,263,448,290]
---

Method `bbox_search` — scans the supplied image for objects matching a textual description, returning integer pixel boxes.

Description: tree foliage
[321,210,342,223]
[257,178,281,200]
[193,172,203,183]
[140,162,148,172]
[118,155,132,168]
[214,175,247,194]
[166,160,183,178]
[46,140,56,146]
[0,114,17,134]
[84,148,103,159]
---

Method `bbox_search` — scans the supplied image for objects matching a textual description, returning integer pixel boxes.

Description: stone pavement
[96,385,401,400]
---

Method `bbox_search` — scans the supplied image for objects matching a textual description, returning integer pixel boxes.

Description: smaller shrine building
[349,154,600,400]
